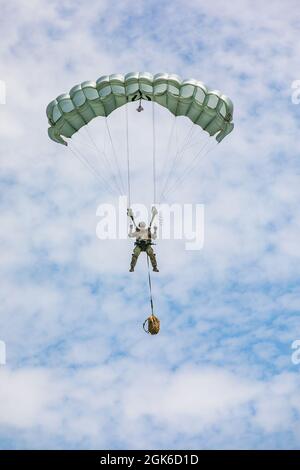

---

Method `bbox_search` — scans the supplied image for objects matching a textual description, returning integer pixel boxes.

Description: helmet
[138,221,146,228]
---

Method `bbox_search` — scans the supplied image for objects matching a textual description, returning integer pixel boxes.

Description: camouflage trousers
[130,244,158,270]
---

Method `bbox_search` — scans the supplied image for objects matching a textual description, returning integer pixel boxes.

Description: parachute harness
[143,254,160,335]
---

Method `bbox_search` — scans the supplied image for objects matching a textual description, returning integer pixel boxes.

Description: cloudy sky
[0,0,300,450]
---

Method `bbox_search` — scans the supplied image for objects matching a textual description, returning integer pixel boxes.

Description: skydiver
[127,207,159,272]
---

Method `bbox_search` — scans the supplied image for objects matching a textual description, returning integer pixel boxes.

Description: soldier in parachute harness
[128,207,160,334]
[128,207,159,272]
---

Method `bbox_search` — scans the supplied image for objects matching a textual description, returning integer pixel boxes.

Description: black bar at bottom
[0,450,298,466]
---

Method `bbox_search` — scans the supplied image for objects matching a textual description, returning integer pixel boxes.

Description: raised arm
[152,226,158,240]
[127,208,136,226]
[149,206,158,227]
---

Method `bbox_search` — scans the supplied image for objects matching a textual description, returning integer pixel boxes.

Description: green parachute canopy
[46,72,234,146]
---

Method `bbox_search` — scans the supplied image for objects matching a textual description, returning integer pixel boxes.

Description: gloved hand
[151,206,158,216]
[127,208,134,218]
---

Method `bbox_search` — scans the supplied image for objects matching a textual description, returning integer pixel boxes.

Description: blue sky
[0,0,300,450]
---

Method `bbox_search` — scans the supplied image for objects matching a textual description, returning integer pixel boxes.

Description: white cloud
[0,0,300,449]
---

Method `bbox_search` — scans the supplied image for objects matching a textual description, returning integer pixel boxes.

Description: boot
[129,255,137,272]
[149,253,159,272]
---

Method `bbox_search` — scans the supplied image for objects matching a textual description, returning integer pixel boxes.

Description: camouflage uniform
[129,225,158,271]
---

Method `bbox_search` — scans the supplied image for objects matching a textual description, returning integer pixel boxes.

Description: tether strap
[146,255,154,315]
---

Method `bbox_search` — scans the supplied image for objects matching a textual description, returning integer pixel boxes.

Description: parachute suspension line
[82,126,124,196]
[68,144,118,198]
[105,117,127,196]
[158,114,177,200]
[146,254,154,315]
[69,143,118,197]
[125,103,131,208]
[161,138,213,201]
[158,122,195,202]
[76,122,124,195]
[152,100,157,205]
[84,126,118,178]
[163,123,195,192]
[161,139,219,201]
[160,128,210,201]
[143,254,160,335]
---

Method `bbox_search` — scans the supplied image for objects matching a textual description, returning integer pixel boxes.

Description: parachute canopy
[46,72,234,146]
